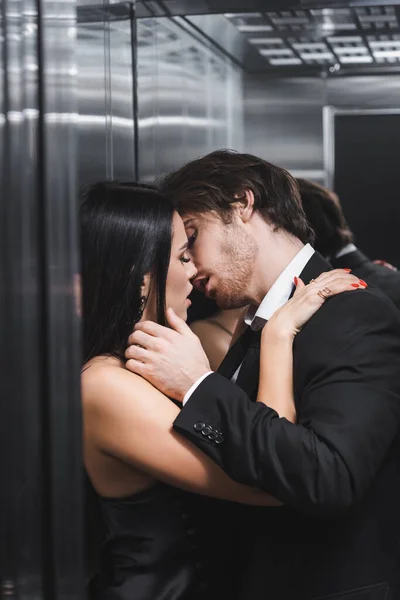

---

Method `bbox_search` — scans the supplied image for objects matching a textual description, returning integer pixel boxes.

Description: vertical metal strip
[1,0,45,596]
[323,105,335,190]
[205,32,213,152]
[1,0,84,596]
[103,0,113,179]
[130,1,139,181]
[0,0,10,590]
[39,0,84,597]
[36,0,55,592]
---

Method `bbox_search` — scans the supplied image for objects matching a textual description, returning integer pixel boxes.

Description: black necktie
[218,327,253,380]
[235,328,262,399]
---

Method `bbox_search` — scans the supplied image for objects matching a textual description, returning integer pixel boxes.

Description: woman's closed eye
[180,254,191,264]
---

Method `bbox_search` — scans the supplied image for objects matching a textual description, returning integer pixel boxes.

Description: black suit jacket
[174,253,400,600]
[331,249,400,310]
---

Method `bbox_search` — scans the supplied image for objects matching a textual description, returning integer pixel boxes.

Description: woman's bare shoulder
[81,356,161,410]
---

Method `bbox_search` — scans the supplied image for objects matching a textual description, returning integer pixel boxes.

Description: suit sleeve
[173,292,400,517]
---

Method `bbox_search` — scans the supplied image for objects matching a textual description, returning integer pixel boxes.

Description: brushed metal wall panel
[41,0,84,592]
[78,20,109,185]
[109,14,136,180]
[243,75,325,172]
[77,2,135,187]
[326,75,400,109]
[137,15,244,182]
[243,73,400,179]
[0,1,44,592]
[1,0,84,596]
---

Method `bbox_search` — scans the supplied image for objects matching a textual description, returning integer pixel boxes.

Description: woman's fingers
[292,272,368,312]
[292,276,306,299]
[309,269,366,290]
[293,270,367,300]
[266,269,369,341]
[313,276,366,298]
[298,274,367,309]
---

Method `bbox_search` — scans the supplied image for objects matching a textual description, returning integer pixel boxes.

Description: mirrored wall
[137,15,244,181]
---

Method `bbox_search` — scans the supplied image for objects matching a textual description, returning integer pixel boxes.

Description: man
[298,178,400,310]
[126,151,400,600]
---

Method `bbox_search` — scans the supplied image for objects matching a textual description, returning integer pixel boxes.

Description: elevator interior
[79,0,400,263]
[1,1,400,597]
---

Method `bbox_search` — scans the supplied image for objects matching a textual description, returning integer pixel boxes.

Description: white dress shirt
[183,243,315,404]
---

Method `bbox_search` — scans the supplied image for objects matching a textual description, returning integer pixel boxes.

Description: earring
[137,295,146,321]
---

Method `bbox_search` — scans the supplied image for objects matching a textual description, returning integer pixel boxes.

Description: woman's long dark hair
[80,181,174,364]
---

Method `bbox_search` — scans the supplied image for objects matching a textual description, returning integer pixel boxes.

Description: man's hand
[125,308,211,402]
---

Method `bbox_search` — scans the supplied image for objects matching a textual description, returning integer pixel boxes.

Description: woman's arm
[257,328,296,422]
[256,269,366,423]
[82,365,281,506]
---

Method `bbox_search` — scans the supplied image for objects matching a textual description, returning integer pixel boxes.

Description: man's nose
[189,262,197,282]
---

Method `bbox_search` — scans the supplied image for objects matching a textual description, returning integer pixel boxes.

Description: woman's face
[144,212,197,322]
[165,212,197,320]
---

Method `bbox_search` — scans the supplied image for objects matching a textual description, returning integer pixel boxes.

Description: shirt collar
[245,243,315,330]
[334,243,358,259]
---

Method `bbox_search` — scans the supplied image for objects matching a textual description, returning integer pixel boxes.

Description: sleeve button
[201,425,213,436]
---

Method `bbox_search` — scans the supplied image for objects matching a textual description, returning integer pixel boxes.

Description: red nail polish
[294,276,298,285]
[351,283,360,288]
[359,280,367,286]
[343,268,352,273]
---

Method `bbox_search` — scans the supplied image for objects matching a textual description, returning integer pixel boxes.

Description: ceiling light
[373,50,400,58]
[248,37,283,45]
[269,57,302,65]
[358,15,397,23]
[224,13,262,19]
[311,8,351,17]
[333,46,369,55]
[292,42,327,50]
[339,55,373,63]
[300,52,334,60]
[237,25,273,33]
[369,40,400,48]
[328,36,362,43]
[259,48,294,56]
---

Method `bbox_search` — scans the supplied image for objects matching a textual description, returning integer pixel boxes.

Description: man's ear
[236,189,255,223]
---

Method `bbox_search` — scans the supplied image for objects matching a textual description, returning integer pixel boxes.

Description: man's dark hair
[160,150,314,245]
[297,178,354,258]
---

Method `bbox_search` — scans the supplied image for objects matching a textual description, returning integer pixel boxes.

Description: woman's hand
[256,270,366,422]
[264,269,367,341]
[373,259,397,271]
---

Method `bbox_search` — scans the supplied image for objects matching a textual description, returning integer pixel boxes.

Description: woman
[80,181,363,600]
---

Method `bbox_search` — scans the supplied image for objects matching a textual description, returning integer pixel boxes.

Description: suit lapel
[298,251,333,285]
[286,252,332,301]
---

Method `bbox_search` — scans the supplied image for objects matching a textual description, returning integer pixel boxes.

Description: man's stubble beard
[213,227,258,310]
